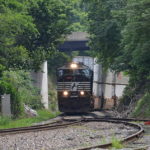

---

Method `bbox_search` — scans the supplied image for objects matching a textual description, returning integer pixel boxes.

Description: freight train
[57,62,94,112]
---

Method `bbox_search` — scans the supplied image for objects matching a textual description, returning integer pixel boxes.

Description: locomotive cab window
[57,69,74,81]
[57,69,92,82]
[74,69,92,81]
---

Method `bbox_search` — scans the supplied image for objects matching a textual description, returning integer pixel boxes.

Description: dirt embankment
[116,92,150,120]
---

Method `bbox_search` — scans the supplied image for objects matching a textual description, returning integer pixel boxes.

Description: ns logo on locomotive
[57,62,94,112]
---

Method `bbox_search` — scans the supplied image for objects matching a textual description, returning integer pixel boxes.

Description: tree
[0,0,74,116]
[87,0,150,83]
[0,0,38,71]
[0,0,73,71]
[119,0,150,83]
[87,0,150,111]
[23,0,73,70]
[87,0,126,68]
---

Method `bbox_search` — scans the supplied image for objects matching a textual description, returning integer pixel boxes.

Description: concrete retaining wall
[31,61,49,109]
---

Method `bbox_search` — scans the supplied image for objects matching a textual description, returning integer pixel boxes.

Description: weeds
[0,116,11,126]
[111,137,123,149]
[132,93,150,119]
[0,109,60,129]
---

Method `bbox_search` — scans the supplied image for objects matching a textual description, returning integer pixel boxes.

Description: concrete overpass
[59,32,90,51]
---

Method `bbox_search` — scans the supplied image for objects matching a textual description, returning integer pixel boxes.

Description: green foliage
[114,0,150,108]
[26,0,73,70]
[87,0,126,68]
[48,51,71,75]
[87,0,150,114]
[70,0,88,31]
[0,0,38,70]
[0,109,60,129]
[0,116,11,126]
[0,0,73,71]
[4,71,42,108]
[0,70,42,117]
[133,93,150,118]
[48,73,58,112]
[62,0,88,32]
[111,137,123,149]
[118,0,150,75]
[49,89,58,112]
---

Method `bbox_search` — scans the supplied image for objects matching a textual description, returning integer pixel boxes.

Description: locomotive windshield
[57,69,92,82]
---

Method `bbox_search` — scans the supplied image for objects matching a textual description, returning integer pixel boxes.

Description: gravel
[124,123,150,150]
[0,122,138,150]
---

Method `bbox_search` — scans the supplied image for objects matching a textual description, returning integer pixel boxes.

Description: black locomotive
[57,62,94,112]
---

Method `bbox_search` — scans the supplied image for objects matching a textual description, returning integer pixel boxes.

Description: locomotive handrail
[93,81,128,86]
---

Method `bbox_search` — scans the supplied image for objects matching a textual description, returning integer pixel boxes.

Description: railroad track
[0,115,145,150]
[0,120,82,136]
[61,116,145,150]
[78,119,144,150]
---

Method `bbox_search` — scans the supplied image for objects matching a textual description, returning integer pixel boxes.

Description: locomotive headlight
[70,63,78,69]
[80,91,85,96]
[63,91,69,96]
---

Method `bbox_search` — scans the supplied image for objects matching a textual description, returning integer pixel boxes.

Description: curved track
[78,118,144,150]
[0,116,145,149]
[0,120,81,136]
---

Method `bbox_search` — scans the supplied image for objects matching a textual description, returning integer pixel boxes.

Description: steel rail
[77,118,144,150]
[61,113,150,122]
[91,117,150,122]
[0,116,145,150]
[54,116,145,150]
[0,120,82,136]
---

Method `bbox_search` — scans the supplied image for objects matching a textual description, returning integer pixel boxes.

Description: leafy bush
[49,90,58,112]
[48,74,58,112]
[48,51,71,75]
[0,116,11,126]
[0,70,43,117]
[0,109,60,129]
[111,137,123,149]
[133,93,150,118]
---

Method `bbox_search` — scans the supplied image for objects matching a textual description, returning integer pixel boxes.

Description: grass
[0,109,60,129]
[111,137,123,149]
[132,92,150,119]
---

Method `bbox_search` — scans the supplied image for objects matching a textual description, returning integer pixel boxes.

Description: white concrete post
[31,61,49,109]
[93,58,102,97]
[98,64,103,97]
[41,61,49,109]
[93,58,103,109]
[1,94,11,116]
[112,72,116,98]
[93,58,99,97]
[104,70,113,98]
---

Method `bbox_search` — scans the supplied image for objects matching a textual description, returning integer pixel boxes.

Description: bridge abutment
[31,61,49,109]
